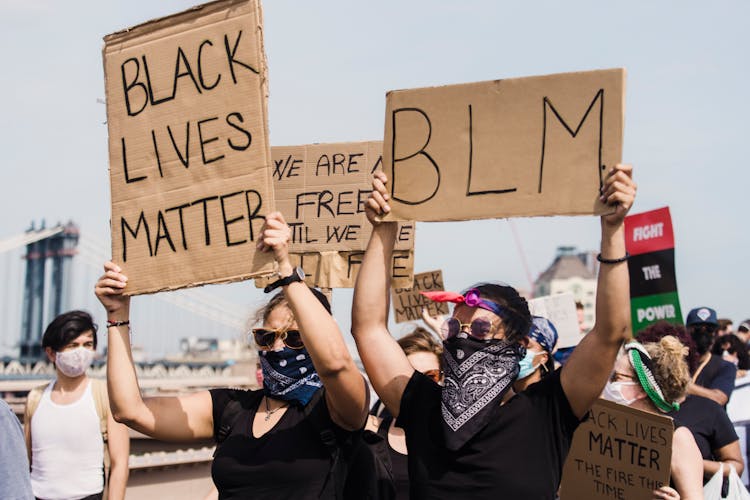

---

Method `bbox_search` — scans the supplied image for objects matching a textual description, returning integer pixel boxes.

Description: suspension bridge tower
[19,221,79,360]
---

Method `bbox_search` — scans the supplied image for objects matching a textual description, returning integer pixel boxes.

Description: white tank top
[30,380,104,499]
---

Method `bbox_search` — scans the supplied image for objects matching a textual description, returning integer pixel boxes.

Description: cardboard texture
[253,141,415,289]
[253,250,414,289]
[103,0,275,295]
[382,68,625,222]
[560,399,674,500]
[528,292,581,349]
[272,141,413,252]
[392,270,447,323]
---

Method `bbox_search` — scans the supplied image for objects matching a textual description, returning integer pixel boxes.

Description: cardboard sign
[253,250,414,289]
[103,0,274,295]
[272,141,413,253]
[560,399,674,500]
[382,69,625,222]
[392,270,447,323]
[528,292,580,348]
[254,141,415,289]
[624,207,682,331]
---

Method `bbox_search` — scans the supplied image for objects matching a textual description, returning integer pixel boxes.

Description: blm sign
[624,207,682,332]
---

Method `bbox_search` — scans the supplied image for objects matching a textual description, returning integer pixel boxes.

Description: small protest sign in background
[103,0,274,295]
[255,142,415,289]
[624,207,682,332]
[560,399,674,500]
[528,292,580,348]
[382,68,625,222]
[392,270,447,323]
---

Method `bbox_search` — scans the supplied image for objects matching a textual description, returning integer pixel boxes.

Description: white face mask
[602,380,640,405]
[55,347,95,378]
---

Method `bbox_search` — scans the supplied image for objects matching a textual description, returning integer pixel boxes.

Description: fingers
[652,486,679,499]
[600,164,637,208]
[257,213,291,253]
[96,265,128,295]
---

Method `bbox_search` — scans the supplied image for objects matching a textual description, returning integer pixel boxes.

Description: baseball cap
[685,307,718,326]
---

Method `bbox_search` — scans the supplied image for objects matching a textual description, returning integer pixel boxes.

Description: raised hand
[600,163,636,227]
[257,211,292,271]
[365,171,392,226]
[94,261,130,319]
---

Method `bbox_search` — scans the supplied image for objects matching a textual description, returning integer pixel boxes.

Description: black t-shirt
[210,388,348,500]
[378,416,410,500]
[395,369,581,500]
[671,395,738,460]
[695,354,737,401]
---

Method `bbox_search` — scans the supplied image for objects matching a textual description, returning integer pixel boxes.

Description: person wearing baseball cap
[685,306,737,406]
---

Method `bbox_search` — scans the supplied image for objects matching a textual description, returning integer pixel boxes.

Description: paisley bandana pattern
[441,335,524,450]
[260,347,322,406]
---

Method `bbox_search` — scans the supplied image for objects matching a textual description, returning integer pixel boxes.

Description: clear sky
[1,0,748,355]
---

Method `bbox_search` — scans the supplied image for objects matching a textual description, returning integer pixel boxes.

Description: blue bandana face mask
[259,347,322,406]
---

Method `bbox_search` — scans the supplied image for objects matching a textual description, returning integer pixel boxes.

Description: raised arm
[561,164,636,419]
[258,212,368,431]
[95,262,213,441]
[351,172,415,417]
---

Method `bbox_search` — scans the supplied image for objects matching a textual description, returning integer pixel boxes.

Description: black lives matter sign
[103,0,274,294]
[392,270,447,323]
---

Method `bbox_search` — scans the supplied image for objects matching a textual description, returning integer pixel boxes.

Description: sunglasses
[423,369,443,383]
[250,328,304,350]
[441,317,496,341]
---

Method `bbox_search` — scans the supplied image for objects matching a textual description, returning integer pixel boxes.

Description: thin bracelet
[106,320,130,328]
[596,252,630,264]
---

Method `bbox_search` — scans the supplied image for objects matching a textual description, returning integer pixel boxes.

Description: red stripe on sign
[624,207,675,256]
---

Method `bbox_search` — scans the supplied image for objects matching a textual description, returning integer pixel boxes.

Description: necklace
[264,396,287,421]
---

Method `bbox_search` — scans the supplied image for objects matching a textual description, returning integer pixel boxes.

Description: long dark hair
[711,334,750,370]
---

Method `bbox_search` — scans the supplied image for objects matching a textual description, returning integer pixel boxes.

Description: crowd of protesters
[1,166,749,499]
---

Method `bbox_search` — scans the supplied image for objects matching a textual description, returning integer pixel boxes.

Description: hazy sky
[1,0,748,355]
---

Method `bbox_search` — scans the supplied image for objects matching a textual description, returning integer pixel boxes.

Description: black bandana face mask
[440,335,524,451]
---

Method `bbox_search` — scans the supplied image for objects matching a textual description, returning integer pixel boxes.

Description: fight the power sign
[103,0,274,295]
[624,207,682,331]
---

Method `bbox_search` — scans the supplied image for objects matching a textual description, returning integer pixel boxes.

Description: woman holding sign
[95,212,369,500]
[352,165,636,499]
[602,337,704,499]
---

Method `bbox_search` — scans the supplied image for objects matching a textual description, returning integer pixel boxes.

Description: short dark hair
[42,310,98,352]
[465,283,531,343]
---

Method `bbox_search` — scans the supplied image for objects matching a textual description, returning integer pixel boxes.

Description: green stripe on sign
[631,292,683,332]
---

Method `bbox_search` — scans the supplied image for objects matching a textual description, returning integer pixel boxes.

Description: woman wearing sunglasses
[95,212,369,499]
[352,165,637,499]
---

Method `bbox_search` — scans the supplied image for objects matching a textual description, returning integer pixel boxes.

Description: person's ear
[44,347,56,364]
[519,337,529,348]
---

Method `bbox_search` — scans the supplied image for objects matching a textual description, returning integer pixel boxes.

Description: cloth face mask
[601,380,640,406]
[440,335,523,451]
[55,347,95,378]
[259,346,322,406]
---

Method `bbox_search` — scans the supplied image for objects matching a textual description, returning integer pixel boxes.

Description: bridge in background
[0,222,254,360]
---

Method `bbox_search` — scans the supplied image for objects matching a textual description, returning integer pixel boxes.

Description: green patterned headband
[625,341,680,413]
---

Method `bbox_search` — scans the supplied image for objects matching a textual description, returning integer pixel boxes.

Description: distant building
[534,246,598,331]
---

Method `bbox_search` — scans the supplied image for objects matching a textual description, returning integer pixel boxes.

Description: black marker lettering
[197,117,225,165]
[224,30,259,84]
[121,212,152,261]
[121,58,147,117]
[226,112,252,151]
[390,108,440,205]
[197,40,221,90]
